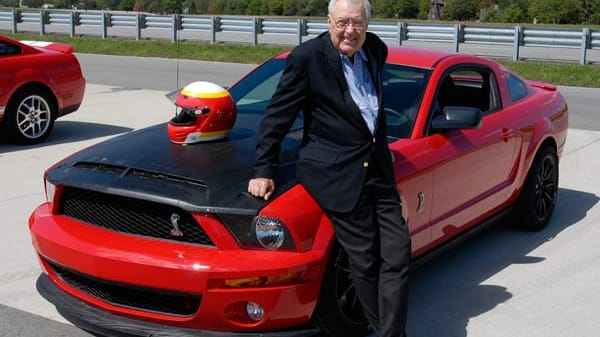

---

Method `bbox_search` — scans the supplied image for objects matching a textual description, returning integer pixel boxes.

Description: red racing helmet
[167,81,237,144]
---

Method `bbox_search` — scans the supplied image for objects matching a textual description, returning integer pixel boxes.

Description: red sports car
[0,35,85,144]
[29,47,567,337]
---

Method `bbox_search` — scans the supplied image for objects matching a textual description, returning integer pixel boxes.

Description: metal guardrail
[1,8,599,64]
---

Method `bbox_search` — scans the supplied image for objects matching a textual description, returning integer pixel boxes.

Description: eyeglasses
[332,16,367,30]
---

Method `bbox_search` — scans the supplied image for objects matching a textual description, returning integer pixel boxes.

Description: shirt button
[372,137,376,143]
[363,161,369,168]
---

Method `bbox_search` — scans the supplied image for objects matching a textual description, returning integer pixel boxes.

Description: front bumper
[29,203,327,333]
[37,274,319,337]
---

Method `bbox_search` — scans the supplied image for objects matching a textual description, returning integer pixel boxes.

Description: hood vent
[73,161,207,188]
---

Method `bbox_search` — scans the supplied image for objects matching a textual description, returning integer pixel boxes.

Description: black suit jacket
[254,31,394,213]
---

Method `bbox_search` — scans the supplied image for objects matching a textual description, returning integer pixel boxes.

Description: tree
[441,0,478,21]
[118,0,135,10]
[417,0,430,19]
[161,0,181,13]
[132,0,144,11]
[502,3,527,22]
[582,0,600,24]
[208,0,226,14]
[247,0,262,15]
[397,0,419,18]
[299,0,328,16]
[528,0,583,24]
[269,0,284,15]
[282,0,298,16]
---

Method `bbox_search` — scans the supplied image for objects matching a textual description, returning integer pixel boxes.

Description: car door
[382,64,433,256]
[426,66,519,243]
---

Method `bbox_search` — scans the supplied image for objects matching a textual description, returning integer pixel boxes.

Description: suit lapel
[362,37,385,135]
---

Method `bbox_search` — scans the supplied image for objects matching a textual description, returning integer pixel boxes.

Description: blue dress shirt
[340,49,379,134]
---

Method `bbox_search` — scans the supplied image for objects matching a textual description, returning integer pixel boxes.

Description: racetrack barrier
[1,9,599,64]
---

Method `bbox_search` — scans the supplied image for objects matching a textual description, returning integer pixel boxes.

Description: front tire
[514,146,559,231]
[313,243,369,337]
[3,89,56,144]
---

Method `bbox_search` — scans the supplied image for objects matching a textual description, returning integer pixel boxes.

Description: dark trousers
[324,162,411,337]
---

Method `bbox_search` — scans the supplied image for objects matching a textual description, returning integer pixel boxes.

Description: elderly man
[248,1,411,336]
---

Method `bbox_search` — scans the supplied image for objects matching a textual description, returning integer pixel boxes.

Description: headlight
[254,216,285,249]
[218,214,296,251]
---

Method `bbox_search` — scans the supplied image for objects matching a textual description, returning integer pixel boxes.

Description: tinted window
[382,64,429,139]
[505,72,528,102]
[0,41,21,56]
[229,59,285,115]
[229,58,430,139]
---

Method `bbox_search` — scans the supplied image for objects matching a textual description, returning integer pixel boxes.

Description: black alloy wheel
[313,243,369,337]
[515,146,559,231]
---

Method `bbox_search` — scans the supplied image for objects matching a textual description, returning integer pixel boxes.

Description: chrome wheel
[3,89,56,144]
[17,94,52,140]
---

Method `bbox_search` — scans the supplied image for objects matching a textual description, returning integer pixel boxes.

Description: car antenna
[165,23,181,116]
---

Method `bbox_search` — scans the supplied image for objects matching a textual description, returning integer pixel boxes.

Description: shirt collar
[339,49,367,63]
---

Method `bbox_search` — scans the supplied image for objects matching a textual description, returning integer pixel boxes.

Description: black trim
[58,104,80,118]
[37,274,320,337]
[411,207,512,269]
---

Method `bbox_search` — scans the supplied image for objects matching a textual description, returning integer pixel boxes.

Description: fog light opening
[246,301,264,321]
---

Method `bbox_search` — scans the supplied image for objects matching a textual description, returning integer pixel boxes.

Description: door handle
[500,127,515,142]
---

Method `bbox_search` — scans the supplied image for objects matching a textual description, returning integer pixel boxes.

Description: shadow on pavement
[405,187,599,337]
[0,121,133,154]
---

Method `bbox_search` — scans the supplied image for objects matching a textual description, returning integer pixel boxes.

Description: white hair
[328,0,371,19]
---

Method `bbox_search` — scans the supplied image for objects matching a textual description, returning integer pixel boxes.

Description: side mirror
[431,106,482,131]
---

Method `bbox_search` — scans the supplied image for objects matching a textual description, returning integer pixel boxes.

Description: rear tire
[313,243,369,337]
[514,146,559,231]
[3,89,56,144]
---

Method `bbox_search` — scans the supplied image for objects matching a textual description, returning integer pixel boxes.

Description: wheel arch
[7,82,59,118]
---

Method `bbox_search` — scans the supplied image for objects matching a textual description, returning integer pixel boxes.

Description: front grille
[48,261,201,316]
[58,186,214,246]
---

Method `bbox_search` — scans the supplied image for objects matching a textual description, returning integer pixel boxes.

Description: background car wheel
[313,242,369,337]
[3,88,56,144]
[514,146,559,231]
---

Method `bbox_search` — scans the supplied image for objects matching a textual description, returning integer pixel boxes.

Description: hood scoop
[73,161,208,188]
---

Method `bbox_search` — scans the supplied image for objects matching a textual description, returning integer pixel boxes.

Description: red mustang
[29,47,567,337]
[0,35,85,144]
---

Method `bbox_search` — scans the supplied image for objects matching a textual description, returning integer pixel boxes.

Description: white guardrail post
[581,28,590,65]
[397,21,405,46]
[211,16,217,44]
[12,9,18,33]
[101,11,108,38]
[70,11,76,37]
[172,14,177,42]
[454,23,462,52]
[513,25,522,61]
[39,10,46,35]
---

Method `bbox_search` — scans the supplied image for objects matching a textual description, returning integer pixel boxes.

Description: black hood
[47,114,302,215]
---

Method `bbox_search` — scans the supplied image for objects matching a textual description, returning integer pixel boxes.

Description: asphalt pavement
[0,78,599,336]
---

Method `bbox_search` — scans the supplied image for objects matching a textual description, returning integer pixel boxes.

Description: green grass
[498,60,600,88]
[5,32,600,87]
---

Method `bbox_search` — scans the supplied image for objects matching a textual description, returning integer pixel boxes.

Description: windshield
[229,58,430,139]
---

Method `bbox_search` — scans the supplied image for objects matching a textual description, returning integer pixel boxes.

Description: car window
[426,66,501,135]
[229,59,285,115]
[229,59,430,139]
[435,67,500,115]
[504,72,528,102]
[0,41,21,56]
[382,64,429,139]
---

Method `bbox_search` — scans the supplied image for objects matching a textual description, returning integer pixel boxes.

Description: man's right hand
[248,178,275,200]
